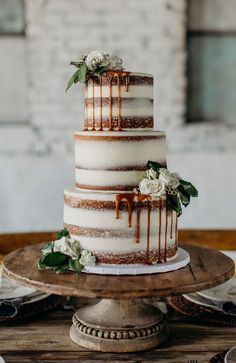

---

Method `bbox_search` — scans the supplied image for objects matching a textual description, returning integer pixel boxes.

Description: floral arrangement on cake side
[139,161,198,216]
[66,50,124,91]
[38,228,96,274]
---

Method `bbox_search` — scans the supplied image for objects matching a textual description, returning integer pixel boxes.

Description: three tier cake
[63,54,183,266]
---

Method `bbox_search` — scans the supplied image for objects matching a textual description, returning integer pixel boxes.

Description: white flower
[53,237,81,260]
[139,178,166,197]
[85,51,124,72]
[158,168,180,189]
[146,168,157,180]
[79,250,96,266]
[85,50,109,70]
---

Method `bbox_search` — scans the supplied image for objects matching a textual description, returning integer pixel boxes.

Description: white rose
[146,168,157,180]
[139,178,166,197]
[85,50,109,70]
[79,250,96,266]
[53,237,81,260]
[158,168,180,189]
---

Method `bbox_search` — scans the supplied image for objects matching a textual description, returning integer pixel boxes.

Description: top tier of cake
[84,71,153,131]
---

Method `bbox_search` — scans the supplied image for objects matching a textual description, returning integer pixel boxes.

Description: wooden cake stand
[2,243,235,353]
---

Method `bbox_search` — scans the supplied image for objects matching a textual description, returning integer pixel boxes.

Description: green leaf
[54,263,70,274]
[177,184,191,207]
[147,160,164,171]
[69,259,83,274]
[167,194,182,217]
[40,252,68,267]
[78,63,88,83]
[66,68,81,91]
[42,242,53,255]
[93,66,106,76]
[180,179,198,197]
[38,256,46,270]
[57,228,69,240]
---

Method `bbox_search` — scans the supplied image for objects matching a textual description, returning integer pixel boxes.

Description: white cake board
[82,247,190,275]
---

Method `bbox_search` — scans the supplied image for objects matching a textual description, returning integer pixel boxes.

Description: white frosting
[75,131,166,170]
[74,131,166,189]
[87,85,153,99]
[63,189,177,255]
[75,168,145,188]
[87,103,153,118]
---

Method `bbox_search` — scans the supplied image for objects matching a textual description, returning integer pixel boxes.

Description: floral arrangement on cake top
[38,228,96,274]
[66,50,124,91]
[139,161,198,216]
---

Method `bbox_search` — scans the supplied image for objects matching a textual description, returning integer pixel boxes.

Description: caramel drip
[146,200,151,262]
[126,75,130,92]
[164,208,169,262]
[136,204,141,244]
[135,194,151,245]
[175,212,178,248]
[117,75,121,130]
[109,76,113,130]
[105,71,131,131]
[158,197,162,262]
[115,193,135,227]
[99,75,103,131]
[170,210,173,239]
[92,78,95,130]
[84,84,88,130]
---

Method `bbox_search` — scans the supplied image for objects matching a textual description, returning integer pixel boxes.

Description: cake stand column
[70,298,168,352]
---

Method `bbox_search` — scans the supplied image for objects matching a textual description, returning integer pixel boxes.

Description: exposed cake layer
[63,188,178,264]
[74,130,167,191]
[84,72,153,131]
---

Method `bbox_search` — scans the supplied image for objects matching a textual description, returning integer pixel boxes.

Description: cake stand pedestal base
[3,243,235,353]
[70,298,168,352]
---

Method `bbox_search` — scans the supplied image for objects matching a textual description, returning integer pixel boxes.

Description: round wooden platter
[2,243,234,299]
[2,243,235,353]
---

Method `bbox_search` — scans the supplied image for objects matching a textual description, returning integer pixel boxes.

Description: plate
[183,293,221,310]
[0,276,37,300]
[198,278,236,303]
[225,346,236,363]
[83,247,190,275]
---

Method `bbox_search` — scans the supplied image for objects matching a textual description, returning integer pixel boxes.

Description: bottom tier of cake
[63,188,178,265]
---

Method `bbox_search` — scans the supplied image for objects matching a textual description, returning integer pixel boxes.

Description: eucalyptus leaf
[66,68,81,91]
[40,252,68,267]
[78,63,88,83]
[69,259,83,274]
[93,66,106,76]
[147,160,163,171]
[180,179,198,197]
[167,194,182,217]
[57,228,69,240]
[177,184,190,207]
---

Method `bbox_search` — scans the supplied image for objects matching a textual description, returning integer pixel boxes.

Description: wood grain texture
[1,230,235,254]
[2,243,234,299]
[0,302,235,362]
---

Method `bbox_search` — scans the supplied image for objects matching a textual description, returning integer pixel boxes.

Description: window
[0,0,28,123]
[187,0,236,125]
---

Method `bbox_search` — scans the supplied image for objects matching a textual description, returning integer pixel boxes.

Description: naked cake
[62,51,198,266]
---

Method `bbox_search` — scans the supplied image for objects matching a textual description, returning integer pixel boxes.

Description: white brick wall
[0,0,235,232]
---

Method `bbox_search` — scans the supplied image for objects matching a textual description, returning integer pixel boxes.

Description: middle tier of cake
[74,130,166,191]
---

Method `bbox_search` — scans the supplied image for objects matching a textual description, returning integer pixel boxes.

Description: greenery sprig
[38,228,95,274]
[66,50,124,91]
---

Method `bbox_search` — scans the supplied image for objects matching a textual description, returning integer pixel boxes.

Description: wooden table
[0,230,236,362]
